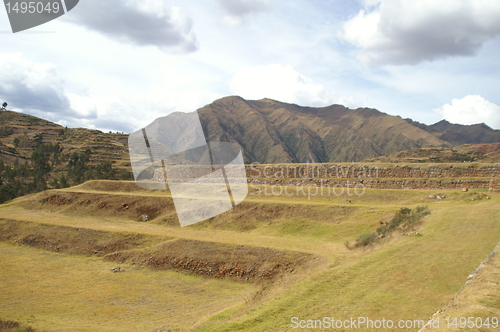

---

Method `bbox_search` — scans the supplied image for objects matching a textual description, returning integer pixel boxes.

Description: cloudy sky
[1,0,500,133]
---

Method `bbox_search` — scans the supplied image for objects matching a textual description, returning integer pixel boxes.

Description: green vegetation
[0,142,130,203]
[0,318,36,332]
[0,111,133,204]
[347,205,430,249]
[0,181,499,331]
[377,205,430,236]
[0,126,14,138]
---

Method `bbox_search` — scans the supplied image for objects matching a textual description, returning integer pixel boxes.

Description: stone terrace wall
[489,178,500,193]
[250,178,491,190]
[246,164,500,179]
[151,164,500,190]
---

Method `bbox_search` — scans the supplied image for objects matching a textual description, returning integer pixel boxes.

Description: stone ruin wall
[489,177,500,193]
[246,164,500,179]
[152,163,500,191]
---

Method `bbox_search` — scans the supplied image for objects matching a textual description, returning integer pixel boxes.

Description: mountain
[405,119,500,146]
[195,96,449,163]
[3,96,500,167]
[362,142,500,163]
[0,110,130,170]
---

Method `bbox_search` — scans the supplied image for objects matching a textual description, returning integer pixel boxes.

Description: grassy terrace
[0,179,499,331]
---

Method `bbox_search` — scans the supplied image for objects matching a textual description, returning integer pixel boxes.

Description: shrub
[0,185,15,204]
[348,206,430,250]
[354,232,378,247]
[377,206,429,236]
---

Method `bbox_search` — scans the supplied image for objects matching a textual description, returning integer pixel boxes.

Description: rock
[110,267,123,272]
[139,215,149,222]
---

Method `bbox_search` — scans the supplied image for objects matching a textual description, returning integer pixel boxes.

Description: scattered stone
[139,214,149,222]
[110,267,123,273]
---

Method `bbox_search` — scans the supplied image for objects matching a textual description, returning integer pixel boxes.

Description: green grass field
[0,180,499,331]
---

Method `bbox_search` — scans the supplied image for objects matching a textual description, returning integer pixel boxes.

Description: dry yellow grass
[0,243,256,332]
[1,181,499,332]
[420,242,500,332]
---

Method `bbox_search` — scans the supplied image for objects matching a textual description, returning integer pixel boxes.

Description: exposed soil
[0,219,316,284]
[35,191,176,223]
[0,219,164,256]
[201,202,356,227]
[31,190,357,229]
[76,180,146,193]
[106,238,314,283]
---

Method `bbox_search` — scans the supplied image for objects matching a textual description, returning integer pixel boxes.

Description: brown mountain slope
[0,110,130,170]
[362,142,500,163]
[406,119,500,145]
[4,96,500,166]
[196,96,449,163]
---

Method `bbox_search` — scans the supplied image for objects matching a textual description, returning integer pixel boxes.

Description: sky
[1,0,500,133]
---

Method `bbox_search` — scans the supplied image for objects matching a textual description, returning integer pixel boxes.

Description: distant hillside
[3,96,500,168]
[0,110,130,170]
[362,142,500,163]
[191,96,449,163]
[0,110,132,203]
[406,119,500,146]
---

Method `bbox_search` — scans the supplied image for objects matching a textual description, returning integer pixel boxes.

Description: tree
[13,137,19,148]
[31,146,52,175]
[32,170,47,192]
[59,174,68,188]
[49,178,60,189]
[33,133,43,146]
[1,102,7,111]
[0,185,14,203]
[0,159,4,185]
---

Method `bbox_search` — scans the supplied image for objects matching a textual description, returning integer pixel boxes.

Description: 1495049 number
[5,1,60,14]
[445,317,498,329]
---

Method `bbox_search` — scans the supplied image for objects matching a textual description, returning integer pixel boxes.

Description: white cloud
[434,95,500,128]
[64,0,198,52]
[340,0,500,66]
[217,0,270,27]
[230,64,331,106]
[0,53,73,115]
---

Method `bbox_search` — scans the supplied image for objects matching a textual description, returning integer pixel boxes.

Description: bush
[0,318,36,331]
[348,206,430,250]
[0,126,14,138]
[0,185,15,204]
[377,206,429,236]
[354,232,378,247]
